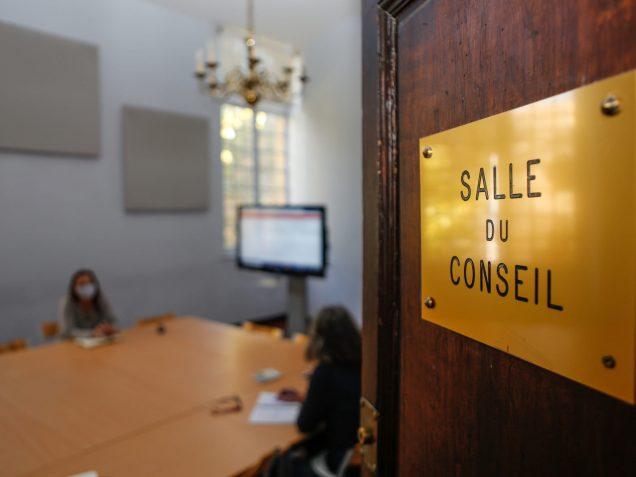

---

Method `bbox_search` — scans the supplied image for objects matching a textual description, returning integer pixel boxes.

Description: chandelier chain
[247,0,254,36]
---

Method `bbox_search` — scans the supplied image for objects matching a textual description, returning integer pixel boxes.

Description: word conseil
[447,158,563,311]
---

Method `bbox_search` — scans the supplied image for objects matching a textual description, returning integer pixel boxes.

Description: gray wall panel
[123,106,209,211]
[0,0,286,345]
[0,21,100,155]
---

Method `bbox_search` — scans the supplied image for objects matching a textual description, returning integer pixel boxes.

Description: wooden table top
[0,317,307,477]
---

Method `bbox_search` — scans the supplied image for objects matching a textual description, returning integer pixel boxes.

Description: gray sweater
[61,294,118,338]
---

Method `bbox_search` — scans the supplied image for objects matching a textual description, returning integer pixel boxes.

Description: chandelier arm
[195,0,306,107]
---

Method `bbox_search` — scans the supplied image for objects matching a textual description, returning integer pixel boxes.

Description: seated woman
[61,269,119,338]
[279,305,361,476]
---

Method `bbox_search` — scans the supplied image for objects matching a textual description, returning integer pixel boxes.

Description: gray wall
[0,0,285,344]
[289,12,363,323]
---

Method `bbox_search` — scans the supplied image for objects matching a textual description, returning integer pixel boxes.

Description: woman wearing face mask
[61,269,119,338]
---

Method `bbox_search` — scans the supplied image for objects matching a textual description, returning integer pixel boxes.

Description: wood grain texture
[0,396,75,476]
[375,9,403,477]
[393,0,636,475]
[361,3,383,475]
[25,395,301,477]
[362,0,404,475]
[362,0,379,406]
[0,317,306,477]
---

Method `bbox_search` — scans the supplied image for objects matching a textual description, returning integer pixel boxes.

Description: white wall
[289,11,363,323]
[0,0,286,344]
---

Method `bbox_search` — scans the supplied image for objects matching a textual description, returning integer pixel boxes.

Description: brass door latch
[359,397,378,473]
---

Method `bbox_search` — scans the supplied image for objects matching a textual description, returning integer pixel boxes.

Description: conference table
[0,317,307,477]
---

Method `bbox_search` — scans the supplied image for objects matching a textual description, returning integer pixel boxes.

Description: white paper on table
[249,391,300,425]
[74,336,117,349]
[253,367,282,383]
[67,471,99,477]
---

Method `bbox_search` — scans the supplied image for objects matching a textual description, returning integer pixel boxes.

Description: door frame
[362,1,417,475]
[363,1,636,475]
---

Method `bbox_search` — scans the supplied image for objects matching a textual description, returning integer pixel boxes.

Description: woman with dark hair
[61,269,118,338]
[278,305,361,476]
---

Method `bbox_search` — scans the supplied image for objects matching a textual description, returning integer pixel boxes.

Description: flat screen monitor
[237,205,327,276]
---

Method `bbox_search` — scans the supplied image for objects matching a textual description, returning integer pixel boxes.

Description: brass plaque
[419,70,635,403]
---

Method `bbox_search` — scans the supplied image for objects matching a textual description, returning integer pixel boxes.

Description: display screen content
[237,206,326,276]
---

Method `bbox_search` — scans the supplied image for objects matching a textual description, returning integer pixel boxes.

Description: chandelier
[194,0,308,107]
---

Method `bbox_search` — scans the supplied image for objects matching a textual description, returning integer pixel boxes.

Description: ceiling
[144,0,359,48]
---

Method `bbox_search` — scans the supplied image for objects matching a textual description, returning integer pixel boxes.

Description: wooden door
[362,0,636,475]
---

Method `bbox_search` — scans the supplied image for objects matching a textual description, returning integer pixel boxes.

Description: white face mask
[75,283,97,300]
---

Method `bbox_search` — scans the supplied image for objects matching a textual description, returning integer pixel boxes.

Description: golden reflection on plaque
[419,70,635,403]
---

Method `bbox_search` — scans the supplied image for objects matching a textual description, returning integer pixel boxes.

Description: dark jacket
[297,361,361,472]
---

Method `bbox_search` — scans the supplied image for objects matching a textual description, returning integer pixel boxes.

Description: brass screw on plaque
[600,94,621,116]
[601,355,616,369]
[422,146,433,159]
[424,296,436,309]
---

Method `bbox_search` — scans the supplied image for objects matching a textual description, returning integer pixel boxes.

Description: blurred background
[0,0,362,345]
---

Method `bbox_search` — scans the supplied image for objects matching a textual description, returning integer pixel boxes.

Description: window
[220,104,288,250]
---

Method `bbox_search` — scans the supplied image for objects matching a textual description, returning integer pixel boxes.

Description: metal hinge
[358,397,379,473]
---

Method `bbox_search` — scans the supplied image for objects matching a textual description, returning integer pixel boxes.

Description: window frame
[220,99,291,252]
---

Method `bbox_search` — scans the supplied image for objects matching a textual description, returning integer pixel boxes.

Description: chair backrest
[137,311,176,327]
[242,321,283,339]
[6,339,27,352]
[230,447,280,477]
[41,321,60,339]
[336,448,356,477]
[310,448,355,477]
[291,332,309,346]
[57,295,69,337]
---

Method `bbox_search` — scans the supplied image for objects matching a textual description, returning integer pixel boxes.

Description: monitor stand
[287,276,308,335]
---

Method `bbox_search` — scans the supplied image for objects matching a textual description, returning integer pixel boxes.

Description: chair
[292,332,309,346]
[57,295,69,338]
[242,321,284,339]
[6,339,27,352]
[136,311,176,327]
[310,448,355,477]
[41,321,60,340]
[230,447,280,477]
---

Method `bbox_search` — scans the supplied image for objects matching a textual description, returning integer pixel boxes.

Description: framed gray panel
[123,106,210,211]
[0,21,100,155]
